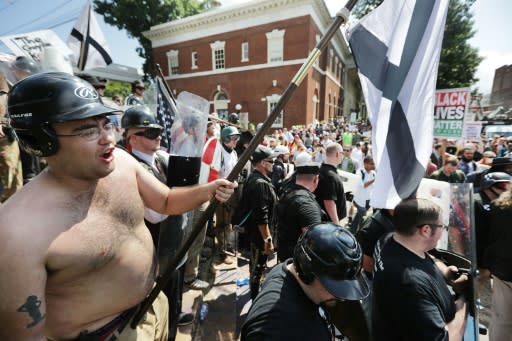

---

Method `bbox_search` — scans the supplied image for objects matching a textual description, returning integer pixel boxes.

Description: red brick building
[144,0,361,128]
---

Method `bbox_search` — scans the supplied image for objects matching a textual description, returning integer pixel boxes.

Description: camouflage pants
[0,137,23,203]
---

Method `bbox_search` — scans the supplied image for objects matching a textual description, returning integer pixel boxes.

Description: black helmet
[13,56,40,75]
[78,74,106,89]
[8,72,122,157]
[131,80,145,92]
[228,112,239,124]
[481,172,511,190]
[121,105,162,129]
[293,222,369,301]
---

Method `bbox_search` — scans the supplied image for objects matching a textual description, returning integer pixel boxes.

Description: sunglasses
[133,128,162,140]
[135,86,145,90]
[264,159,275,164]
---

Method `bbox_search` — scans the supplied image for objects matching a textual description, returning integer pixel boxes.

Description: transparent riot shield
[446,183,480,341]
[418,180,480,340]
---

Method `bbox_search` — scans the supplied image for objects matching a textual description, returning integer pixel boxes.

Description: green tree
[104,81,131,98]
[93,0,209,78]
[351,0,483,89]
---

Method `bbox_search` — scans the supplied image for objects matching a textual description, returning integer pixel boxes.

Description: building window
[214,91,229,120]
[312,94,319,122]
[315,35,321,67]
[166,50,179,75]
[266,94,283,128]
[241,42,249,62]
[191,52,198,69]
[210,41,225,70]
[334,56,339,77]
[266,29,285,63]
[328,49,333,72]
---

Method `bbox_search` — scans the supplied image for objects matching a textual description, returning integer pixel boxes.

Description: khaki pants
[114,292,169,341]
[184,201,209,282]
[0,137,23,203]
[490,276,512,341]
[215,203,234,253]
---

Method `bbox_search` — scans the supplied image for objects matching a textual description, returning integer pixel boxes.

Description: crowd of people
[1,69,512,341]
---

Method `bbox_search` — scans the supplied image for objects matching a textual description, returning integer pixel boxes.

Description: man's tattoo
[17,295,46,328]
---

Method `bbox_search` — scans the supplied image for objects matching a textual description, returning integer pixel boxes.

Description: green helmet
[221,126,240,143]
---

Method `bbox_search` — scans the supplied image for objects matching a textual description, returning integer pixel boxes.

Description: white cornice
[144,0,351,64]
[164,57,342,89]
[164,58,307,80]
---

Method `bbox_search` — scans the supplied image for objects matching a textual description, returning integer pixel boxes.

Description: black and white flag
[155,77,177,152]
[348,0,449,209]
[68,3,112,70]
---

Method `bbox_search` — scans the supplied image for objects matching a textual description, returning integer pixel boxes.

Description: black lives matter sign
[433,88,470,138]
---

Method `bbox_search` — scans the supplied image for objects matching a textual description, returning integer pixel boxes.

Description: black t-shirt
[241,261,332,341]
[276,184,324,261]
[314,163,347,220]
[484,203,512,281]
[356,210,394,257]
[244,170,277,248]
[372,237,456,341]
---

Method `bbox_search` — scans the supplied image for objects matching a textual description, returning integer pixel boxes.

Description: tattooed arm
[0,221,47,340]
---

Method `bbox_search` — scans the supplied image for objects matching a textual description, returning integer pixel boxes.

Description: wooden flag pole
[125,0,358,330]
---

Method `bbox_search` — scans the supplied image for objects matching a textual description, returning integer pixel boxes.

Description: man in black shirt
[372,198,468,341]
[243,146,278,299]
[315,143,347,224]
[241,223,369,341]
[474,172,511,274]
[276,159,324,262]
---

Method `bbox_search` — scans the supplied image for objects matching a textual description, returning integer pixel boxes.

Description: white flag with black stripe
[67,2,112,71]
[347,0,449,209]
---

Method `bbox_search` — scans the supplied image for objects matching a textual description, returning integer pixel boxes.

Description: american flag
[156,76,177,152]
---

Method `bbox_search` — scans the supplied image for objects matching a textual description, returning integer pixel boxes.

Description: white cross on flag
[347,0,449,209]
[68,3,112,71]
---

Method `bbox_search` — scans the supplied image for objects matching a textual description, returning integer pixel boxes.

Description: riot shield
[435,183,480,340]
[418,180,480,340]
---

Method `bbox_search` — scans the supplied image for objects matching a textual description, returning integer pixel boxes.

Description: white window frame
[266,94,283,128]
[312,94,319,122]
[315,35,321,67]
[191,51,198,69]
[214,91,229,120]
[210,41,225,70]
[266,29,285,63]
[241,42,249,62]
[328,49,333,72]
[166,50,179,75]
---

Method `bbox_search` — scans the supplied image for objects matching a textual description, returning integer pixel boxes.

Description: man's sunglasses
[133,128,162,140]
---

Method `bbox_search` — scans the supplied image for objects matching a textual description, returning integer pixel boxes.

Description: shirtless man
[0,72,236,341]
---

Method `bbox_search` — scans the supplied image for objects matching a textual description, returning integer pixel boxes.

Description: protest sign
[434,87,471,138]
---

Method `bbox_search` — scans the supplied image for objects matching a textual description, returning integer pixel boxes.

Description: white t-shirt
[354,168,376,206]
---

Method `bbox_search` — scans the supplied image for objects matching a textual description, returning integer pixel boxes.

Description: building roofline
[144,0,352,63]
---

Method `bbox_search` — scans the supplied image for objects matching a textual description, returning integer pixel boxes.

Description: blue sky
[0,0,510,94]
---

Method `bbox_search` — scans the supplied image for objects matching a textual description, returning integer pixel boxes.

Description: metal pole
[128,0,358,329]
